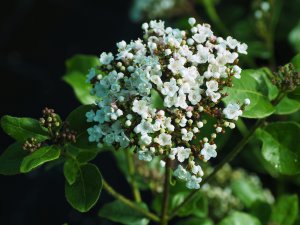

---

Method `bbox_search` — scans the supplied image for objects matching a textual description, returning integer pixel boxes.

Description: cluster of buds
[272,63,300,92]
[39,107,61,130]
[23,137,42,153]
[52,124,77,144]
[86,18,249,189]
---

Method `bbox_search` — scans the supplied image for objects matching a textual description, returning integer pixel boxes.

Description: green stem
[202,0,229,35]
[170,92,286,219]
[236,118,248,137]
[102,179,160,222]
[160,158,171,225]
[125,149,142,202]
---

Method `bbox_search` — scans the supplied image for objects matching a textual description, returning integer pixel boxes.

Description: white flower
[237,43,248,54]
[100,52,114,65]
[169,147,178,160]
[168,57,186,74]
[132,99,150,119]
[175,93,188,109]
[207,91,221,103]
[206,80,219,92]
[134,120,153,134]
[223,103,242,120]
[177,147,191,162]
[188,89,202,105]
[161,78,179,97]
[226,36,239,49]
[139,134,152,146]
[174,165,191,181]
[186,175,202,189]
[201,143,217,161]
[232,65,242,79]
[191,165,204,176]
[182,131,193,142]
[192,33,207,44]
[155,133,172,146]
[138,150,152,161]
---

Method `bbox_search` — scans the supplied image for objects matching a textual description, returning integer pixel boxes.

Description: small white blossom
[201,143,217,161]
[155,133,172,146]
[223,103,243,120]
[100,52,114,65]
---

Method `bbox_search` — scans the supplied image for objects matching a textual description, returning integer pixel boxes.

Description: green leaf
[223,69,275,118]
[275,96,300,115]
[65,163,102,212]
[64,158,79,185]
[65,105,108,162]
[0,142,28,175]
[218,212,261,225]
[1,116,48,142]
[171,191,208,218]
[250,201,272,225]
[63,72,96,105]
[292,54,300,72]
[20,146,61,173]
[289,21,300,53]
[98,200,149,225]
[63,54,99,105]
[175,218,213,225]
[66,105,99,151]
[150,89,164,109]
[270,195,298,225]
[65,54,99,74]
[256,122,300,175]
[231,178,269,208]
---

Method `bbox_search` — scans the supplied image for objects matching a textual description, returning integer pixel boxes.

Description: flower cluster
[86,18,249,189]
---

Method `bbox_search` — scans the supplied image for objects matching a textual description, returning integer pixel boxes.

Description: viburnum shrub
[1,17,300,225]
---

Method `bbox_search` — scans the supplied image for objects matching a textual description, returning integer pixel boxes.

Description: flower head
[86,18,249,189]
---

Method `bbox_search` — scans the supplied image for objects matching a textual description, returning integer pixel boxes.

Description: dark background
[0,0,298,224]
[0,0,139,224]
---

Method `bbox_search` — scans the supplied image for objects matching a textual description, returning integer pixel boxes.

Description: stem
[160,158,171,225]
[202,0,229,35]
[125,149,142,202]
[236,118,248,137]
[102,179,160,222]
[170,92,286,219]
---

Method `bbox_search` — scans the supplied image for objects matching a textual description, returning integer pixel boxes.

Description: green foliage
[231,178,269,208]
[65,105,107,163]
[171,191,208,218]
[20,146,61,173]
[63,54,99,105]
[292,53,300,71]
[256,122,300,175]
[289,21,300,53]
[0,142,28,175]
[175,218,214,225]
[218,211,261,225]
[270,195,298,225]
[223,69,275,118]
[150,89,164,109]
[1,116,48,142]
[65,163,103,212]
[98,200,149,225]
[64,158,79,185]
